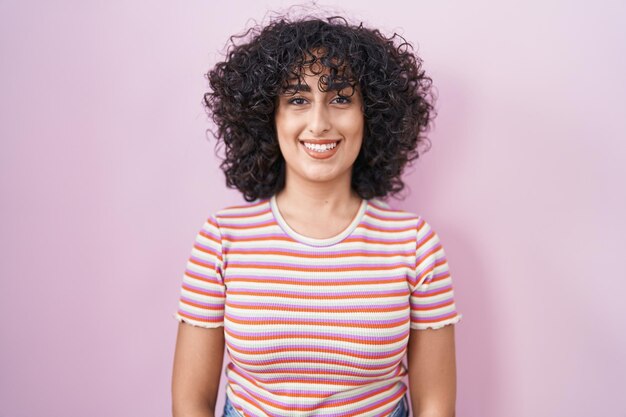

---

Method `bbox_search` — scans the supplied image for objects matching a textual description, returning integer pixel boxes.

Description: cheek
[275,113,302,139]
[340,112,364,139]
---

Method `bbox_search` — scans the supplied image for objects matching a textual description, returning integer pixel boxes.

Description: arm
[172,322,225,417]
[407,325,457,417]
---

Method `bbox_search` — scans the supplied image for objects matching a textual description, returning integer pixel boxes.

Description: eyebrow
[281,81,355,94]
[284,83,311,93]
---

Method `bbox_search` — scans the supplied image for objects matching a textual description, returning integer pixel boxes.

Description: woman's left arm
[407,325,458,417]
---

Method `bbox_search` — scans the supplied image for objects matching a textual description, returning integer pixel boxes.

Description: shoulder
[366,197,421,224]
[366,198,441,240]
[210,198,272,227]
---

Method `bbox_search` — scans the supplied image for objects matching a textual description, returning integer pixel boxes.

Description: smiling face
[274,63,364,190]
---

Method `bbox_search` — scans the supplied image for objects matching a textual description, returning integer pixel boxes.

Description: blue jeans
[222,395,243,417]
[389,394,409,417]
[222,393,409,417]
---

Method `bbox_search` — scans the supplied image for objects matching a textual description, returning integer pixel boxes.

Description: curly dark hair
[204,14,436,202]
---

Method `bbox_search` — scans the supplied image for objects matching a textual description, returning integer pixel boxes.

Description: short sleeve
[409,217,463,330]
[172,214,225,328]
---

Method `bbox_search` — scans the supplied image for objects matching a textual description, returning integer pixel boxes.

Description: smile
[299,139,341,159]
[303,142,338,152]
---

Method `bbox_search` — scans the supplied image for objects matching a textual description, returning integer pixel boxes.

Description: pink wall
[1,1,625,416]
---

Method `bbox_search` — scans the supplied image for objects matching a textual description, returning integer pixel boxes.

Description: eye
[332,96,351,105]
[287,96,308,105]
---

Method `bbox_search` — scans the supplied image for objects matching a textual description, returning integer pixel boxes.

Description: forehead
[281,58,357,94]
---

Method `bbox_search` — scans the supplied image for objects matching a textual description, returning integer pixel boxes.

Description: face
[274,64,364,189]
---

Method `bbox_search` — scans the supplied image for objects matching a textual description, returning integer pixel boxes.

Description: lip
[299,139,341,160]
[298,139,342,144]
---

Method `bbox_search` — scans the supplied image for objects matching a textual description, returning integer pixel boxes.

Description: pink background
[1,1,625,416]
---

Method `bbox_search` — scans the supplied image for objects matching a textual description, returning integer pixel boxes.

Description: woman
[172,14,462,417]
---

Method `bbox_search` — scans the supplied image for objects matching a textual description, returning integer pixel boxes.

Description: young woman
[172,14,462,417]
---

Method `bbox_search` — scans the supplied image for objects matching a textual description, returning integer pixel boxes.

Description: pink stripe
[225,305,409,329]
[225,327,409,341]
[227,247,415,256]
[227,344,408,359]
[180,296,223,308]
[227,288,409,298]
[411,298,455,308]
[222,232,286,240]
[227,260,411,270]
[178,310,222,321]
[414,284,453,296]
[222,273,406,284]
[226,301,409,311]
[181,283,223,296]
[412,311,459,322]
[416,247,445,265]
[232,365,399,379]
[228,354,405,372]
[188,255,218,267]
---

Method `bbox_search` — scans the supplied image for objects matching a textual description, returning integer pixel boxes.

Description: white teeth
[303,142,338,152]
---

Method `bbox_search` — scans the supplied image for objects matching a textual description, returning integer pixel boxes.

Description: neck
[275,175,362,221]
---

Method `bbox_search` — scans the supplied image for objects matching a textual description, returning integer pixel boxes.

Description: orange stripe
[431,272,452,283]
[187,257,216,269]
[222,235,415,245]
[181,282,223,296]
[345,236,415,244]
[413,273,453,295]
[359,223,415,233]
[226,376,390,387]
[225,249,412,258]
[180,299,224,311]
[220,221,277,230]
[229,352,403,368]
[225,290,409,299]
[177,310,222,323]
[412,299,455,311]
[413,312,459,323]
[226,303,408,313]
[415,263,435,283]
[191,242,220,256]
[229,263,407,272]
[223,235,294,243]
[416,233,439,254]
[224,314,409,328]
[184,269,218,282]
[415,257,448,282]
[225,329,408,346]
[198,229,220,243]
[228,342,409,359]
[229,277,405,286]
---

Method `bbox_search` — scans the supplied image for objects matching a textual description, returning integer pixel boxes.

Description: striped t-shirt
[174,195,462,417]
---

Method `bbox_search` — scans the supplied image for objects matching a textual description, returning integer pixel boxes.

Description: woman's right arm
[172,322,225,417]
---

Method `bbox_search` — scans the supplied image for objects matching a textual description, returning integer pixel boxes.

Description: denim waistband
[222,393,409,417]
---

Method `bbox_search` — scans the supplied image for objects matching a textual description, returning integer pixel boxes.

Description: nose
[307,102,331,135]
